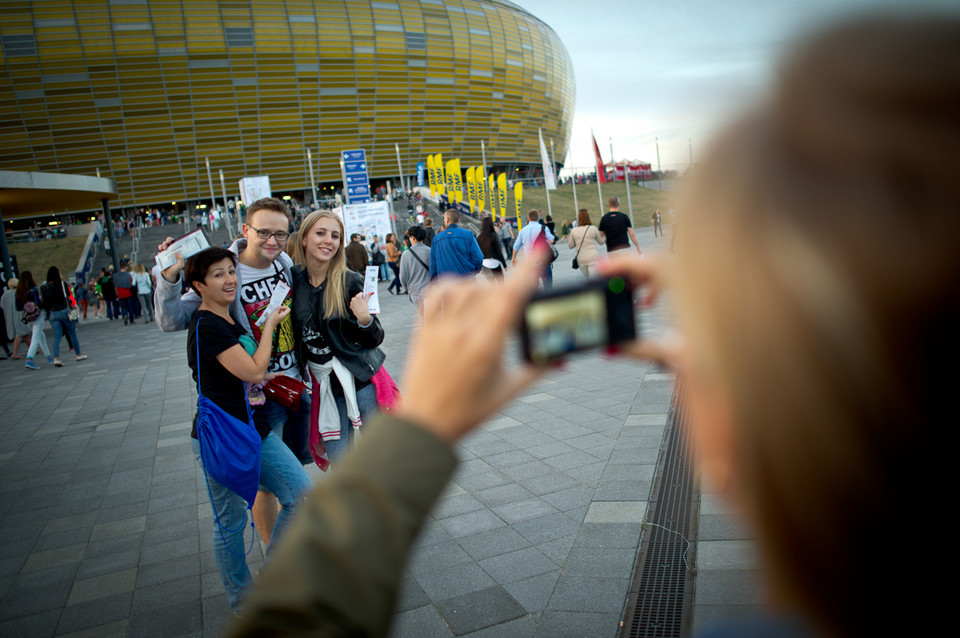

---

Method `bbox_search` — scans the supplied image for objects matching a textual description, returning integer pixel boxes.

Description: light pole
[656,137,663,191]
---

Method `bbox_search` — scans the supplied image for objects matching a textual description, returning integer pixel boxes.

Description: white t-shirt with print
[237,261,298,378]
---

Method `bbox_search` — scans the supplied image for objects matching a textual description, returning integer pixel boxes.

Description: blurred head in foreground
[676,14,958,636]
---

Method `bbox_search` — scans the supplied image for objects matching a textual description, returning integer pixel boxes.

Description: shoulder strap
[575,226,589,258]
[409,247,429,272]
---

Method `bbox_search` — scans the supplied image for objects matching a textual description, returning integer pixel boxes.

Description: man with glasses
[153,197,309,548]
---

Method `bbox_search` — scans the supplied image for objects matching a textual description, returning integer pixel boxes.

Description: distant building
[0,0,575,212]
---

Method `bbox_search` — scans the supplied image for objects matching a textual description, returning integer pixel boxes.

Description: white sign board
[335,200,392,245]
[238,175,271,207]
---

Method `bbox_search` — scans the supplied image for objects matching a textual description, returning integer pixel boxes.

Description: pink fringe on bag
[309,377,330,472]
[371,366,401,410]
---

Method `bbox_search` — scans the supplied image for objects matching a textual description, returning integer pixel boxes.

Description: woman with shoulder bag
[41,266,85,367]
[568,208,606,278]
[16,271,53,370]
[292,211,390,468]
[183,246,310,613]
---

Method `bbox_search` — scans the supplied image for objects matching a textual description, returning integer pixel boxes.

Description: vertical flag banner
[445,159,455,200]
[451,158,463,203]
[497,173,507,221]
[592,131,607,184]
[476,165,486,216]
[538,129,557,190]
[416,161,425,187]
[489,174,495,221]
[466,167,476,214]
[514,181,523,222]
[436,153,445,195]
[426,155,436,195]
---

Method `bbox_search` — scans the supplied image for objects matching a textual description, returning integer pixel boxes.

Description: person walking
[16,271,53,370]
[598,196,642,254]
[512,209,555,288]
[98,267,117,320]
[428,209,483,279]
[652,209,663,238]
[113,263,135,325]
[40,266,86,366]
[497,219,515,261]
[385,233,404,294]
[568,208,606,278]
[73,279,89,320]
[476,216,508,279]
[133,263,155,323]
[2,278,30,358]
[399,226,431,312]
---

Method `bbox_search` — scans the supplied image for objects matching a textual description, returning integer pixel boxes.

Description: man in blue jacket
[429,209,483,279]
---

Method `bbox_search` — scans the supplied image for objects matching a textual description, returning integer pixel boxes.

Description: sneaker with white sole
[25,359,39,370]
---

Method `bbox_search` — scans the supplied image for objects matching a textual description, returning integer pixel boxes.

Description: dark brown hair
[184,247,236,296]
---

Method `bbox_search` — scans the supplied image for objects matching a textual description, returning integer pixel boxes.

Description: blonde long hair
[293,210,348,319]
[676,15,958,637]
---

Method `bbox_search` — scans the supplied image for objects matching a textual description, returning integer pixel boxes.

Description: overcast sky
[510,0,957,173]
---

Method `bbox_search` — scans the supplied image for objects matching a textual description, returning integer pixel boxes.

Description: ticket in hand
[154,229,211,271]
[255,280,291,327]
[364,266,381,315]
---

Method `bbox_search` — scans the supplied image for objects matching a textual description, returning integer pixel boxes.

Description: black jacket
[291,265,385,383]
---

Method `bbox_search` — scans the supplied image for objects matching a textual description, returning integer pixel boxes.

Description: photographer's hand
[596,252,686,371]
[397,251,546,443]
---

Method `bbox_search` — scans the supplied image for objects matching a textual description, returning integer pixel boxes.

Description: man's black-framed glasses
[248,225,289,242]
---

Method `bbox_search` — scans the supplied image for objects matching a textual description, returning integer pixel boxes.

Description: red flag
[592,132,606,184]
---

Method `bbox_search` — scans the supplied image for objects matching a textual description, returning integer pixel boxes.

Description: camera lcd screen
[524,288,609,364]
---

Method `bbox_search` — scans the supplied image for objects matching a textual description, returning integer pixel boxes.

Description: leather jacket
[291,265,385,383]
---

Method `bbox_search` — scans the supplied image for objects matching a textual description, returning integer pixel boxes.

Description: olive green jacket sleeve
[226,414,458,638]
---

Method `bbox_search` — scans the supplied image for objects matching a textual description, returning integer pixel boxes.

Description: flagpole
[538,129,553,220]
[394,143,405,193]
[592,129,604,213]
[656,137,663,190]
[624,156,634,226]
[481,140,489,215]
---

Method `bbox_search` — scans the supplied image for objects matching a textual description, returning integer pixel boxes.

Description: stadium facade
[0,0,575,213]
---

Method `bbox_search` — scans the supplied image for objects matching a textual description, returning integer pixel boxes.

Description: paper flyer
[254,280,291,327]
[364,266,381,315]
[154,229,210,271]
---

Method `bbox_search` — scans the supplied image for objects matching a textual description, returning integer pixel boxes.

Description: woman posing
[385,232,405,295]
[291,211,385,465]
[184,247,311,613]
[567,209,605,278]
[40,266,86,366]
[16,271,53,370]
[476,216,508,279]
[2,279,30,358]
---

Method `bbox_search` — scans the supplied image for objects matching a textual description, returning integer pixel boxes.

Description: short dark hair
[184,247,236,296]
[245,197,291,224]
[608,196,620,208]
[350,233,360,242]
[407,226,426,242]
[444,209,460,224]
[425,218,433,227]
[527,209,539,222]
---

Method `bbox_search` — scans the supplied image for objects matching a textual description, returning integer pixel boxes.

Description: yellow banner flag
[436,153,445,195]
[426,155,436,196]
[451,158,463,203]
[476,166,485,216]
[489,174,496,222]
[514,181,523,228]
[466,167,476,214]
[497,173,507,222]
[445,159,455,199]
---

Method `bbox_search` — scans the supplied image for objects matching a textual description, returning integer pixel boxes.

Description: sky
[509,0,957,174]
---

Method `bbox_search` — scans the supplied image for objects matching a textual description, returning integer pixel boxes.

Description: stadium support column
[102,198,121,274]
[0,208,11,281]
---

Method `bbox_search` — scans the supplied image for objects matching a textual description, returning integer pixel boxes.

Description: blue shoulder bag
[195,318,262,553]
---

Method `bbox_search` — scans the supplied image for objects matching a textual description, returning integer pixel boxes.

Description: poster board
[334,200,392,244]
[238,176,271,206]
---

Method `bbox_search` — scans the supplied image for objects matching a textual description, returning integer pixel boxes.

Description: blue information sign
[341,149,370,204]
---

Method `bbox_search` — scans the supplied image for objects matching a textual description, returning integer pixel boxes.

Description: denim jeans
[323,382,378,461]
[48,309,81,358]
[263,389,312,464]
[193,432,312,612]
[25,311,51,360]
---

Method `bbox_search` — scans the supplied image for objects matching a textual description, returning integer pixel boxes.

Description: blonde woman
[567,208,605,278]
[291,211,385,464]
[133,263,154,323]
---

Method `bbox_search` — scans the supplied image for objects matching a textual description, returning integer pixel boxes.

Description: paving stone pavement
[0,221,754,637]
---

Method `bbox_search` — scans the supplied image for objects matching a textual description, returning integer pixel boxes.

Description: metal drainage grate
[621,386,699,638]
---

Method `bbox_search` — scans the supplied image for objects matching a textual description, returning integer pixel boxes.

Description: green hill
[7,235,88,282]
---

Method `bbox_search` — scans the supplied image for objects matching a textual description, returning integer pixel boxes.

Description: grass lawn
[7,235,89,281]
[483,181,676,228]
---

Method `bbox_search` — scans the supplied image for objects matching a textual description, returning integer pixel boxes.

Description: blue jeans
[323,382,378,461]
[26,311,51,360]
[379,263,390,281]
[263,390,312,464]
[193,432,312,612]
[48,309,81,358]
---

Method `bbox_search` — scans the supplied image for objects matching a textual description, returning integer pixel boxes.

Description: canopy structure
[0,170,118,280]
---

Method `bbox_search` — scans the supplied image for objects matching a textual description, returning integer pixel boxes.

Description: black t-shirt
[188,310,269,439]
[599,211,632,250]
[302,283,334,365]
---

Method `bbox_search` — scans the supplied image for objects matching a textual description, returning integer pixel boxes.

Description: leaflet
[364,266,381,315]
[154,229,210,271]
[255,280,291,327]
